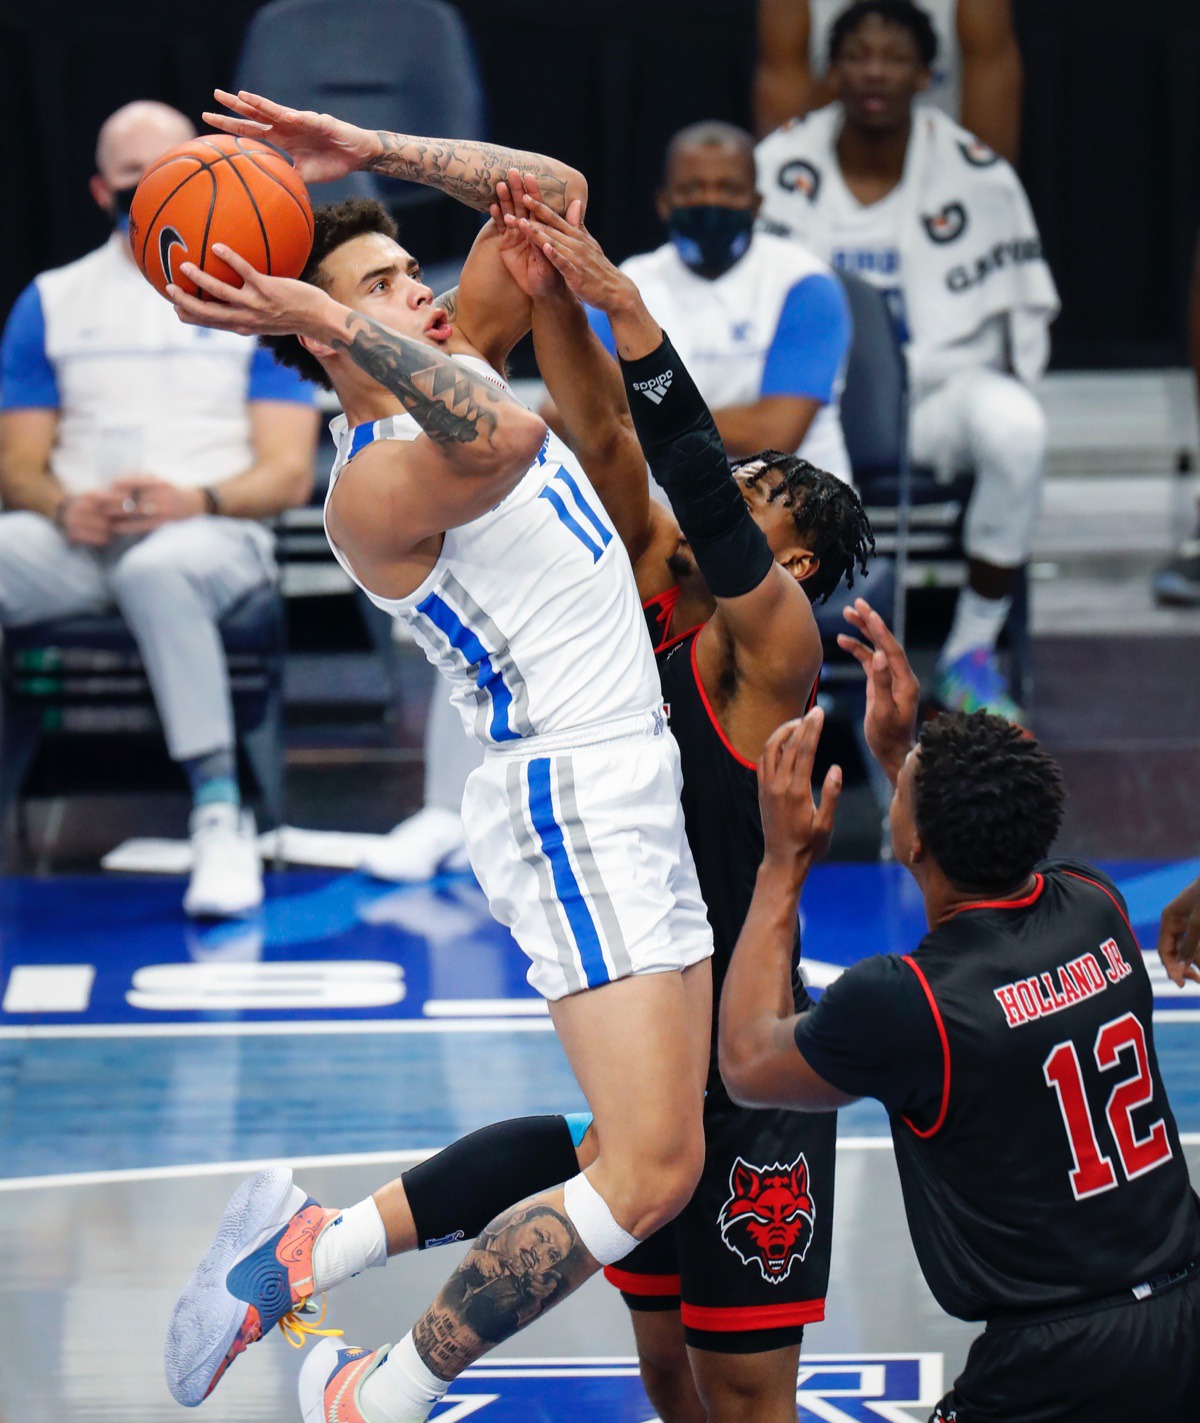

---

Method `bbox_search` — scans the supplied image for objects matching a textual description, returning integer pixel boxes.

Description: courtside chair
[0,583,286,868]
[234,0,488,296]
[836,271,1032,707]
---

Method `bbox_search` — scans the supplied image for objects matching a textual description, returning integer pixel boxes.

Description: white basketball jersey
[808,0,960,119]
[325,355,661,749]
[619,235,851,482]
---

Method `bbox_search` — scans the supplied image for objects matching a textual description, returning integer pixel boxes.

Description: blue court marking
[417,591,521,742]
[418,1354,943,1422]
[525,757,609,988]
[0,859,1198,1179]
[538,484,605,563]
[550,468,613,550]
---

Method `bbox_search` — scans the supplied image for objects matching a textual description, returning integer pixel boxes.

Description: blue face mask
[110,185,137,235]
[667,204,755,278]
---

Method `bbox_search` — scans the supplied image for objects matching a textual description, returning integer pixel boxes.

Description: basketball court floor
[1,856,1197,1423]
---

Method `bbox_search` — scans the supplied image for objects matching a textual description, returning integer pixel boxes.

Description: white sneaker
[184,804,264,918]
[360,806,467,883]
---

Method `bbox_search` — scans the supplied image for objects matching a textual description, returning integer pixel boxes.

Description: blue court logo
[427,1354,942,1421]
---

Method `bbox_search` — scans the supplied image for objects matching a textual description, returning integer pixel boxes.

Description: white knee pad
[561,1174,638,1265]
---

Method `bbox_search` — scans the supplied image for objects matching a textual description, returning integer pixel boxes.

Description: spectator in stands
[580,120,853,482]
[0,101,318,916]
[1152,232,1200,607]
[757,0,1057,721]
[755,0,1023,163]
[363,120,857,885]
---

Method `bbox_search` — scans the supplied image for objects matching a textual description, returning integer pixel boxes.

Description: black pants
[930,1268,1200,1423]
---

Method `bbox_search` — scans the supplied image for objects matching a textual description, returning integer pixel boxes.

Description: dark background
[1,0,1198,369]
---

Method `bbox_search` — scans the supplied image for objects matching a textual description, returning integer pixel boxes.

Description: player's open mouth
[425,310,453,342]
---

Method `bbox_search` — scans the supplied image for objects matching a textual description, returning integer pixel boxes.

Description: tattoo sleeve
[409,1196,599,1381]
[365,134,572,214]
[331,312,505,449]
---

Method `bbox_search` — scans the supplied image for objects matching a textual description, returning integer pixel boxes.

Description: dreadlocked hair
[914,712,1065,893]
[734,450,875,604]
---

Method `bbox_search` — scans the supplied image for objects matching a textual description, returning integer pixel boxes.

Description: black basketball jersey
[646,600,813,1097]
[888,863,1200,1320]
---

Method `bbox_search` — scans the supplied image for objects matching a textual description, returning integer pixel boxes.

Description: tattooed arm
[167,247,545,595]
[204,91,586,365]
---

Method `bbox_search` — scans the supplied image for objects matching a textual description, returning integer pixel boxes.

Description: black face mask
[667,204,755,279]
[110,185,138,234]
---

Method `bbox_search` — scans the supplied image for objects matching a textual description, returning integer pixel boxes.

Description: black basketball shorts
[929,1263,1200,1422]
[604,1095,836,1353]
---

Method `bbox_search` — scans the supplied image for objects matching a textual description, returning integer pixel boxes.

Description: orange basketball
[128,135,313,300]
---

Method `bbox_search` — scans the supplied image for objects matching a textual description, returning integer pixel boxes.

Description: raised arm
[957,0,1023,165]
[522,195,822,725]
[205,89,587,218]
[719,712,852,1109]
[754,0,823,138]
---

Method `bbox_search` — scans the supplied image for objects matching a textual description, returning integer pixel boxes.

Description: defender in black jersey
[721,612,1200,1423]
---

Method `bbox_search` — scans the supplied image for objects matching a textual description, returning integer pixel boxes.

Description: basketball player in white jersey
[754,0,1022,162]
[160,94,714,1423]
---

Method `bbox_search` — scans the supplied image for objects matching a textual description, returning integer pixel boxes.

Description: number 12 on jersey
[1043,1011,1174,1201]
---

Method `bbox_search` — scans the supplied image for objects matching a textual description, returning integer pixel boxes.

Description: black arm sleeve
[793,955,945,1123]
[620,331,774,599]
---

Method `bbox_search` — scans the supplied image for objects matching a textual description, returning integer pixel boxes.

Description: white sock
[941,588,1012,668]
[311,1197,389,1293]
[359,1332,451,1423]
[561,1174,638,1265]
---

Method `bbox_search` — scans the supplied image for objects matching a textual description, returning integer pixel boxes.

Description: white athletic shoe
[360,806,468,883]
[184,804,264,918]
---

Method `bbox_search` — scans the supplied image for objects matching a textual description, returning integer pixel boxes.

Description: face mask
[110,185,138,234]
[667,204,754,278]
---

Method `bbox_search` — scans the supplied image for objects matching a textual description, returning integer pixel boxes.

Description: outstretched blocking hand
[204,89,377,184]
[516,194,639,316]
[836,598,920,785]
[489,170,576,301]
[167,244,331,340]
[1158,877,1200,989]
[758,708,842,876]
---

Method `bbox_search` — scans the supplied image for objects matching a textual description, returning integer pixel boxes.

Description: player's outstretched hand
[167,245,331,339]
[516,193,640,316]
[204,89,376,184]
[837,598,919,785]
[758,708,842,879]
[1157,876,1200,989]
[489,171,575,301]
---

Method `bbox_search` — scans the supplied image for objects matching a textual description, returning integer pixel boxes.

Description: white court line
[0,1017,558,1041]
[1,1008,1195,1041]
[0,1136,923,1193]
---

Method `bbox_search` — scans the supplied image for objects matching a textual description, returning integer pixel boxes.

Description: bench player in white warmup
[161,93,714,1423]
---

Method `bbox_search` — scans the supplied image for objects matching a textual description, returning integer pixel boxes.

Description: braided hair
[734,450,875,604]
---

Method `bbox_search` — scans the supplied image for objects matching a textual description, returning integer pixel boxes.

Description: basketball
[128,134,313,300]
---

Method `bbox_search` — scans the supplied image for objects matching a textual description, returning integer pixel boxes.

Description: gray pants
[0,512,275,762]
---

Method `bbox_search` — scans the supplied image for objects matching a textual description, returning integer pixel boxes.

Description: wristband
[620,331,773,600]
[53,495,72,532]
[202,485,223,516]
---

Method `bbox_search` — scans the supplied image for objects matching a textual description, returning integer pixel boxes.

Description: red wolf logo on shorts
[717,1154,815,1284]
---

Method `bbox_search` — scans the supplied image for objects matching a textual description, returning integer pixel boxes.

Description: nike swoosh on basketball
[159,226,187,285]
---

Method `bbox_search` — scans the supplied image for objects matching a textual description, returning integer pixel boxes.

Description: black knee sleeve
[620,331,773,599]
[402,1114,583,1249]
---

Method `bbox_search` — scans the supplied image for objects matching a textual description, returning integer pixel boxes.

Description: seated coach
[0,100,319,917]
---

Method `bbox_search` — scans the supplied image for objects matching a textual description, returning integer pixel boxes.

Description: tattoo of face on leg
[411,1199,597,1380]
[332,315,502,448]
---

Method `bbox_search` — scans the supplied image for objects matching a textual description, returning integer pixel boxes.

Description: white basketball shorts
[462,705,714,1000]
